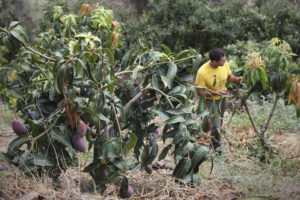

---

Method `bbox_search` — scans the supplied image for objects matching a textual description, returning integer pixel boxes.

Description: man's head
[209,48,226,67]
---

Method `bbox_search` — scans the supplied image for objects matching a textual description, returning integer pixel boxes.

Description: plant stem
[24,46,56,62]
[259,93,280,148]
[244,100,259,134]
[148,86,175,108]
[115,55,196,77]
[263,93,279,134]
[123,83,151,113]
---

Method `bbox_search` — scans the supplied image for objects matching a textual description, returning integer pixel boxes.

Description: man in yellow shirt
[195,48,242,153]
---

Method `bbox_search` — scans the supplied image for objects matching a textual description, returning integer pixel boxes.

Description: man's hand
[228,74,243,84]
[217,89,228,95]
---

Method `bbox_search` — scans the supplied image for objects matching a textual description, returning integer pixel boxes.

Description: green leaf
[174,141,193,163]
[12,25,28,42]
[190,146,209,173]
[29,154,55,167]
[124,133,137,155]
[176,50,191,59]
[113,159,126,170]
[54,66,65,94]
[140,145,150,163]
[119,176,129,199]
[104,48,114,65]
[166,115,185,124]
[153,109,169,121]
[103,172,121,185]
[7,135,30,156]
[227,103,236,125]
[192,174,201,186]
[197,94,206,113]
[161,44,171,55]
[192,54,202,73]
[160,75,168,88]
[145,142,158,165]
[121,49,134,70]
[173,124,190,145]
[151,74,159,89]
[166,62,177,89]
[9,21,21,29]
[50,130,75,157]
[173,157,192,179]
[10,30,27,45]
[7,89,24,101]
[158,144,172,161]
[218,96,224,115]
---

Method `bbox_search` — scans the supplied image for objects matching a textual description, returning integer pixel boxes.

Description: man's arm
[227,74,242,84]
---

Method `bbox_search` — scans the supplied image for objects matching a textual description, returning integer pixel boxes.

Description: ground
[0,102,300,200]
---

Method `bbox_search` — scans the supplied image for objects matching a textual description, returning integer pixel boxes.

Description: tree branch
[115,55,197,77]
[263,93,279,134]
[147,86,175,108]
[24,45,56,62]
[123,83,151,113]
[244,100,259,134]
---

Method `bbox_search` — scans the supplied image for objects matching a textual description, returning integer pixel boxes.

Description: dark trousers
[206,98,226,152]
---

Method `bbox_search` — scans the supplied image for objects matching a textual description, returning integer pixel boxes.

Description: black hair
[209,48,226,61]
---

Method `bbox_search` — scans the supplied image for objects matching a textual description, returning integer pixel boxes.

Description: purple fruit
[12,119,27,136]
[145,164,153,174]
[86,87,92,95]
[72,135,87,152]
[154,128,160,135]
[127,185,134,197]
[77,121,87,137]
[99,171,108,181]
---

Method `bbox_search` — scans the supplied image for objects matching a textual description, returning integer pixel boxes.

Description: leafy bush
[121,0,300,54]
[0,4,211,196]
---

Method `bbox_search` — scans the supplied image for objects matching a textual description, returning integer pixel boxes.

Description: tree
[235,38,300,161]
[0,4,210,196]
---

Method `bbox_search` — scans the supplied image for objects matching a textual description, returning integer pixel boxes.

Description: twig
[111,103,122,139]
[24,46,55,62]
[263,93,279,134]
[244,100,259,134]
[123,83,151,113]
[115,70,132,76]
[148,86,175,108]
[115,55,197,77]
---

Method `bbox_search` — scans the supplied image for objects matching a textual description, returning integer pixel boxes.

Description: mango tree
[236,38,300,161]
[0,4,210,197]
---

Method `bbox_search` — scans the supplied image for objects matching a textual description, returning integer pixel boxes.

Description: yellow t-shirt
[195,61,231,100]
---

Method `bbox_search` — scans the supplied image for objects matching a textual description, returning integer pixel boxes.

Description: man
[195,48,242,153]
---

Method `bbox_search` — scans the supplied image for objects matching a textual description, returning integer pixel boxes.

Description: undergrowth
[230,96,300,134]
[199,96,300,199]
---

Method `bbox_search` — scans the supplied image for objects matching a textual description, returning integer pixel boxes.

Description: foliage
[0,4,211,195]
[0,0,17,28]
[121,0,300,54]
[227,38,300,161]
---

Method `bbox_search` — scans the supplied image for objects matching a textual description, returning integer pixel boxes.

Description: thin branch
[123,83,151,113]
[148,86,175,108]
[1,26,55,62]
[244,100,259,134]
[115,70,132,76]
[115,55,197,77]
[24,45,56,62]
[111,103,122,135]
[263,93,279,134]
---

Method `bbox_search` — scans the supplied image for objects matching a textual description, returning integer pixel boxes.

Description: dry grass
[1,100,300,199]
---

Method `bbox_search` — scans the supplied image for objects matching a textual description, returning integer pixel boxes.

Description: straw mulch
[0,156,240,200]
